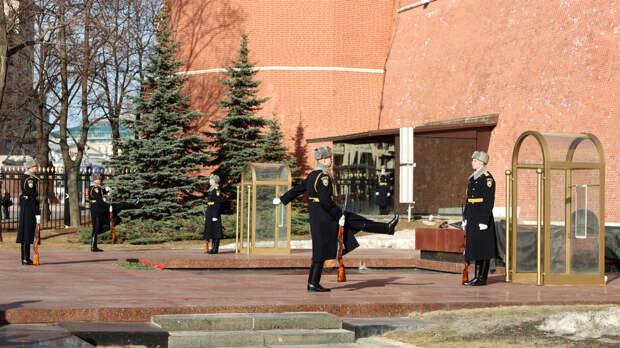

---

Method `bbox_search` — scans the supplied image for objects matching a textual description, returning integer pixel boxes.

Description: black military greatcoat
[464,169,498,261]
[89,183,135,232]
[280,170,358,262]
[89,184,110,219]
[375,173,390,207]
[203,187,222,239]
[17,173,40,244]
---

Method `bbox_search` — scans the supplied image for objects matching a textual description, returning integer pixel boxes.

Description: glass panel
[570,138,601,163]
[517,135,543,165]
[243,165,253,183]
[255,185,276,248]
[333,140,395,215]
[277,185,289,248]
[515,169,539,273]
[279,166,290,182]
[570,169,600,274]
[540,133,600,163]
[549,170,566,274]
[242,184,252,249]
[254,163,286,181]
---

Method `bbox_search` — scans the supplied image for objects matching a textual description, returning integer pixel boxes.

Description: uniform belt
[468,198,484,203]
[90,200,97,203]
[207,202,215,205]
[23,195,28,199]
[379,183,388,186]
[308,197,320,202]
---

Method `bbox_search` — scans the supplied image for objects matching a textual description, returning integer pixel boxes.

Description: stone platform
[129,248,469,274]
[0,248,618,325]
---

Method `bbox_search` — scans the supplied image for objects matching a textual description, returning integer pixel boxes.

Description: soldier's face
[321,157,332,167]
[472,158,484,170]
[210,179,216,186]
[30,166,38,173]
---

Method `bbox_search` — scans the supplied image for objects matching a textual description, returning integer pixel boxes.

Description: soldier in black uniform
[88,173,139,252]
[203,174,222,254]
[273,146,399,292]
[462,151,497,286]
[375,165,391,215]
[16,158,40,265]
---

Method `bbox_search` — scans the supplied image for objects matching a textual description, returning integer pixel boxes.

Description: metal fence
[0,167,111,233]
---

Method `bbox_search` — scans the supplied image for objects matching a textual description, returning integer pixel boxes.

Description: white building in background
[49,120,133,168]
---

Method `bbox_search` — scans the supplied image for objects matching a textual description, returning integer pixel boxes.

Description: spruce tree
[261,114,290,163]
[291,117,311,181]
[107,9,209,221]
[205,33,270,207]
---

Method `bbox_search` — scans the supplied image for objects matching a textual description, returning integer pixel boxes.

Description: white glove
[109,205,113,213]
[338,214,345,227]
[272,198,281,205]
[36,215,40,224]
[462,220,467,230]
[387,192,391,197]
[375,192,379,196]
[212,218,218,222]
[479,223,488,230]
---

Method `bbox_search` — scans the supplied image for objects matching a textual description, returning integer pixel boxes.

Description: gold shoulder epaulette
[484,171,489,176]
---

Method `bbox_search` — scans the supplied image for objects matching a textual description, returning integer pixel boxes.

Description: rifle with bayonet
[337,187,349,282]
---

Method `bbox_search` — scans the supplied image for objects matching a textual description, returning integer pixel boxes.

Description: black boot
[25,243,33,264]
[21,243,32,265]
[307,261,330,292]
[361,214,399,235]
[463,260,481,285]
[91,233,103,252]
[387,213,399,234]
[473,259,490,286]
[208,239,220,254]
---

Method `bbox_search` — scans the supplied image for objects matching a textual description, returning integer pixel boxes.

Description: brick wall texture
[169,0,619,222]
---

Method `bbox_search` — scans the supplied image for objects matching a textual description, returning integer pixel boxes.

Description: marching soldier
[273,146,399,292]
[88,173,138,252]
[16,158,40,265]
[375,165,391,215]
[203,174,222,254]
[462,151,497,286]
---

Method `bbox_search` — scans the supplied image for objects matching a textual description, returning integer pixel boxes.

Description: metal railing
[0,167,112,233]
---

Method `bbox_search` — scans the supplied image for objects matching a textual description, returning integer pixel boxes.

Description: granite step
[168,328,355,348]
[152,312,342,332]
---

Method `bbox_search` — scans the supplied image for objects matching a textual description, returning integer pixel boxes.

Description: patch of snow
[219,229,416,250]
[537,307,620,341]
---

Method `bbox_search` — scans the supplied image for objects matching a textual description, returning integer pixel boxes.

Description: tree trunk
[65,164,81,227]
[0,1,8,110]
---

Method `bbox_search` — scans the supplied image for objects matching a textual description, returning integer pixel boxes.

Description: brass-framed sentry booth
[506,132,605,285]
[236,163,292,254]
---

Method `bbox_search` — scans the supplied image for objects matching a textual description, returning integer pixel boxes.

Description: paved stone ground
[1,248,619,324]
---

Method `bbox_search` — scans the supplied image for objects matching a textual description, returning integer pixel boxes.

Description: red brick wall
[170,0,619,222]
[169,0,397,160]
[380,0,619,222]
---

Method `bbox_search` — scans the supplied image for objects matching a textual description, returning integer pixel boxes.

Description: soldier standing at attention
[462,151,497,286]
[204,174,222,254]
[375,165,391,215]
[17,158,40,265]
